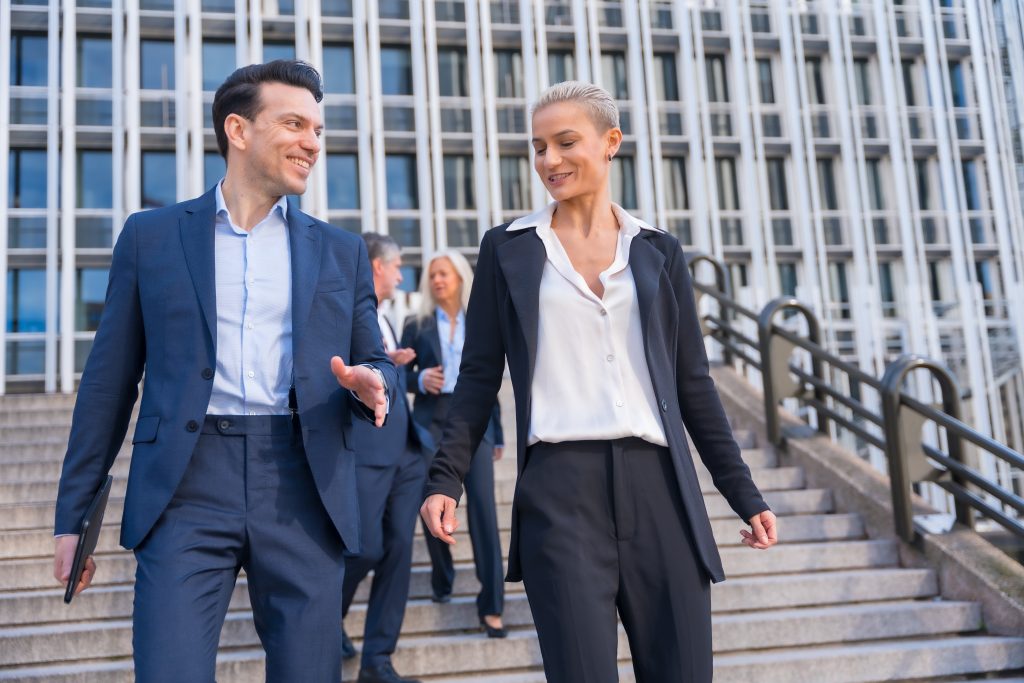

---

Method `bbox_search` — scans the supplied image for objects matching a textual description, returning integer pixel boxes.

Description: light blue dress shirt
[431,307,464,395]
[207,181,293,415]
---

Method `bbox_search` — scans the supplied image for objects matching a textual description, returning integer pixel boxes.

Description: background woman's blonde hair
[417,249,475,319]
[530,80,620,132]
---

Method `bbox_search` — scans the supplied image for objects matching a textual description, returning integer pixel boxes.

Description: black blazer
[424,221,768,583]
[401,312,504,450]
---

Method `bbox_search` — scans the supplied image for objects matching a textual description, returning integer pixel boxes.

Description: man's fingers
[76,557,97,595]
[330,355,352,387]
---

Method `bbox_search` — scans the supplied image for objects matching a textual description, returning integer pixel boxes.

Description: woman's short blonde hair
[417,250,475,318]
[530,80,620,132]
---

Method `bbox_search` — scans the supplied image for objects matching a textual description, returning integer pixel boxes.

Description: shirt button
[248,278,255,286]
[218,419,231,431]
[600,309,608,316]
[606,354,614,362]
[246,322,254,330]
[247,370,255,378]
[201,368,214,379]
[186,420,198,432]
[615,400,624,408]
[661,399,668,411]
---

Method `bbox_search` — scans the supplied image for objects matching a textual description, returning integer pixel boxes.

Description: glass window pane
[6,269,47,333]
[142,151,177,209]
[78,37,113,88]
[321,0,353,16]
[601,52,628,99]
[949,62,967,107]
[757,58,774,104]
[548,51,575,84]
[443,155,474,210]
[76,268,108,332]
[323,44,355,94]
[610,156,637,210]
[140,40,175,89]
[326,154,359,210]
[854,59,871,105]
[499,156,529,212]
[203,41,236,91]
[8,149,47,208]
[495,50,523,98]
[7,340,45,376]
[386,155,418,209]
[204,152,225,190]
[263,42,295,63]
[817,158,839,210]
[11,33,48,86]
[662,157,688,210]
[866,160,885,210]
[654,53,679,101]
[806,57,826,104]
[380,47,413,95]
[706,55,729,102]
[962,160,981,210]
[77,151,113,208]
[438,49,468,97]
[715,157,739,210]
[767,159,788,211]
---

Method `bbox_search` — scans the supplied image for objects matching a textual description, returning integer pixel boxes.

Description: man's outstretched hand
[331,356,387,427]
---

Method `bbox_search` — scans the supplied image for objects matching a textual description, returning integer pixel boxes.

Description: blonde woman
[400,250,506,638]
[421,82,778,682]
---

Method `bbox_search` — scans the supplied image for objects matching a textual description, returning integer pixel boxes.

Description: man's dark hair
[212,60,324,160]
[362,232,401,263]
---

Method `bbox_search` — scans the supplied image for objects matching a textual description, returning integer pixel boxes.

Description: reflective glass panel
[610,156,637,210]
[601,52,628,99]
[323,44,355,94]
[204,152,226,190]
[662,157,688,210]
[326,154,359,210]
[495,51,523,98]
[78,37,113,88]
[443,155,474,210]
[6,269,46,333]
[380,47,413,95]
[203,41,235,91]
[142,151,177,209]
[438,49,469,97]
[385,155,418,209]
[654,53,679,101]
[11,33,48,86]
[141,40,175,89]
[77,151,113,208]
[76,268,108,332]
[548,51,575,84]
[8,149,47,208]
[263,42,295,63]
[767,159,788,210]
[499,156,529,211]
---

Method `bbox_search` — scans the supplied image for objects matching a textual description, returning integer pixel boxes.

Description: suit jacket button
[660,399,668,412]
[202,368,214,380]
[186,420,199,432]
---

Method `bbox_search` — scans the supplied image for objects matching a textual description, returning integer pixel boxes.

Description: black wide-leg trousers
[516,438,712,683]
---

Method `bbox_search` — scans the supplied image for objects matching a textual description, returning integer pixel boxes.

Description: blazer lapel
[180,189,218,347]
[425,314,443,365]
[629,233,667,353]
[497,230,546,384]
[287,206,322,344]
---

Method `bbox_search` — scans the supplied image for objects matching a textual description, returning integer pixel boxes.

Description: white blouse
[506,202,668,447]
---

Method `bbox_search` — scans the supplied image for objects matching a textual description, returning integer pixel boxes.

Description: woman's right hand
[421,494,459,545]
[421,366,445,394]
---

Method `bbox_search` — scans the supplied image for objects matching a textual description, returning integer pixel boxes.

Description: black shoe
[357,661,422,683]
[341,629,357,660]
[430,591,451,604]
[480,616,508,639]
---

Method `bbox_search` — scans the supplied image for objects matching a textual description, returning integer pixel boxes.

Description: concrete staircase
[1,381,1023,682]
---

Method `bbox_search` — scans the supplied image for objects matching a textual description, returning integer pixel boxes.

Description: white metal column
[0,0,10,393]
[60,0,78,392]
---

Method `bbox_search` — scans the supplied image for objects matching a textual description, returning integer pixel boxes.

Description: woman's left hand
[741,510,778,550]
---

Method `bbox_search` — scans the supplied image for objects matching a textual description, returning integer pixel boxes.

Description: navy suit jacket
[54,187,397,554]
[400,313,504,450]
[423,223,768,583]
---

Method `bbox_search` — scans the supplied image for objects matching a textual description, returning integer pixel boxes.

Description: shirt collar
[214,179,289,227]
[505,201,664,237]
[435,307,465,325]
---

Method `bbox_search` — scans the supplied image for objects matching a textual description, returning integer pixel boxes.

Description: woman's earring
[607,154,613,162]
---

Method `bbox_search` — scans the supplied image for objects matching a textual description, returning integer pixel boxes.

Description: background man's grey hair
[530,80,619,131]
[362,232,401,263]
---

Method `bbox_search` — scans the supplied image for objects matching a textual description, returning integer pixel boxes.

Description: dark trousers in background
[516,438,712,683]
[132,415,345,683]
[341,445,426,668]
[422,395,504,618]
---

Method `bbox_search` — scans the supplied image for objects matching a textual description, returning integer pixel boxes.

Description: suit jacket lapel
[421,313,443,366]
[180,189,218,347]
[497,230,546,385]
[287,206,322,344]
[629,233,666,355]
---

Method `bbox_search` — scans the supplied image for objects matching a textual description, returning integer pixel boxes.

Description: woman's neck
[438,300,461,319]
[552,191,618,238]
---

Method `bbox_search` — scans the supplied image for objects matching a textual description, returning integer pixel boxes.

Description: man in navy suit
[340,233,427,683]
[51,61,396,682]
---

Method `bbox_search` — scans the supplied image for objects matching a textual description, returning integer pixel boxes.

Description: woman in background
[401,250,506,638]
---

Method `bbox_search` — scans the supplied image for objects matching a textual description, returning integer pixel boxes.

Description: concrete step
[0,598,984,668]
[0,442,129,463]
[0,511,864,561]
[2,561,931,629]
[0,538,898,593]
[1,459,132,485]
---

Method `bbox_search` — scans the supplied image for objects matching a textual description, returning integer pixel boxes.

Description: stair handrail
[686,252,1024,551]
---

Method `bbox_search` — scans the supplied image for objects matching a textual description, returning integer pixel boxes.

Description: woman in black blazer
[401,249,507,638]
[421,82,778,682]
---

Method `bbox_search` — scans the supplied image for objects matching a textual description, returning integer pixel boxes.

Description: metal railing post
[757,297,828,447]
[686,253,732,364]
[880,354,973,543]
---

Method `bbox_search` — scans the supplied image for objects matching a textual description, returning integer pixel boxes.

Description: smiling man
[52,61,396,682]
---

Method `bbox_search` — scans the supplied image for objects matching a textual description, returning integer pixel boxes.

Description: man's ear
[224,113,248,154]
[371,257,384,277]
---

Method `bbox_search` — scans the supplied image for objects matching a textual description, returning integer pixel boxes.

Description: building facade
[3,0,1024,489]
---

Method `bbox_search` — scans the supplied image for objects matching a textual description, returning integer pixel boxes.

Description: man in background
[342,233,428,683]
